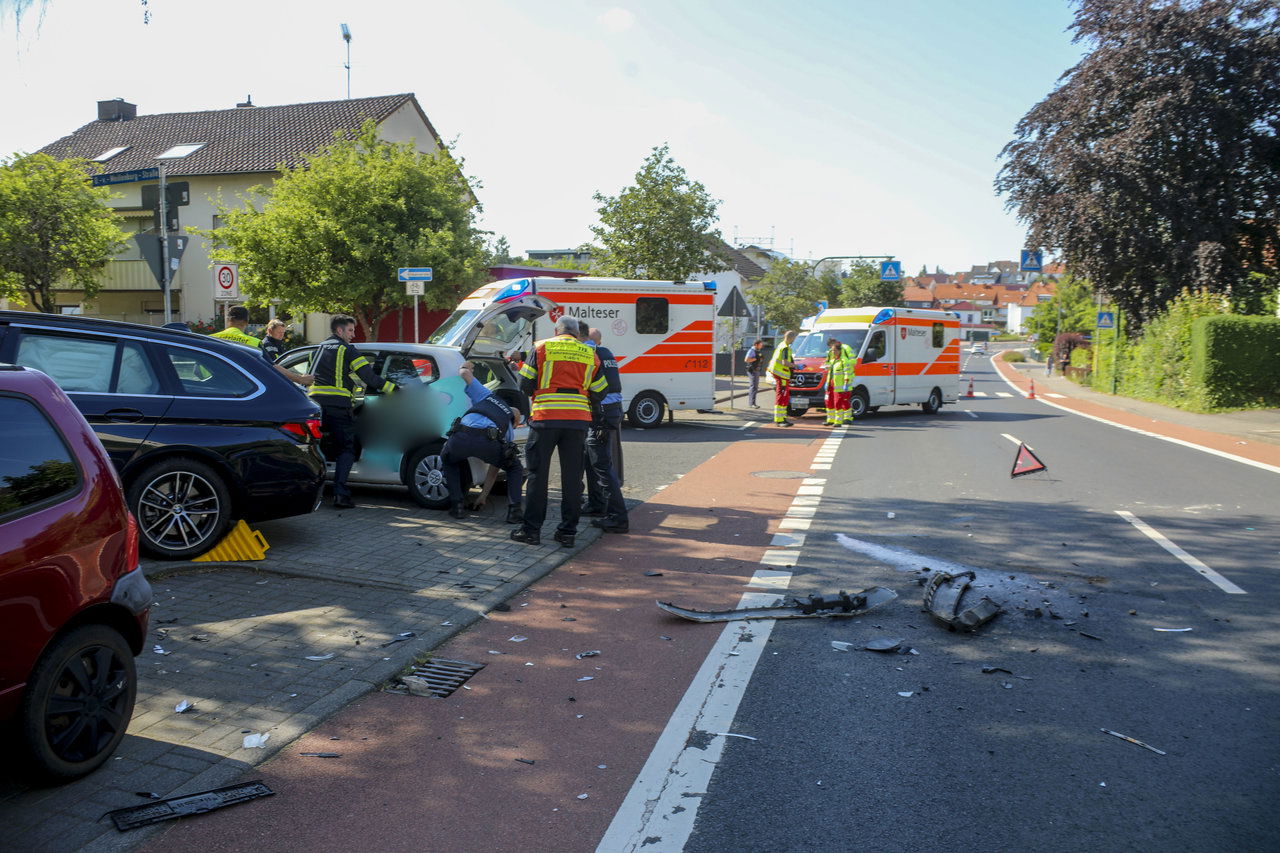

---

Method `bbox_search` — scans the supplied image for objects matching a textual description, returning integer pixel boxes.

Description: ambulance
[430,276,717,427]
[786,306,961,418]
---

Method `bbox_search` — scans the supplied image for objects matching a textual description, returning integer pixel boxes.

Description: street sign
[717,286,752,318]
[405,281,425,296]
[1020,250,1043,272]
[1096,311,1115,329]
[213,263,240,300]
[879,261,901,282]
[134,235,189,289]
[398,267,433,282]
[91,167,159,187]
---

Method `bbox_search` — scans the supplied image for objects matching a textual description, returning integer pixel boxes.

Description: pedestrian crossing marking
[1045,393,1066,398]
[995,391,1014,398]
[973,391,989,397]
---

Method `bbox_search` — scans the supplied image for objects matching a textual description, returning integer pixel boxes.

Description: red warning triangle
[1010,443,1047,477]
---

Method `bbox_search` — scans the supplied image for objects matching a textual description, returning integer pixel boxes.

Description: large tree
[208,122,488,339]
[0,152,127,313]
[995,0,1280,326]
[839,260,905,307]
[1026,274,1098,344]
[749,258,840,331]
[592,144,729,280]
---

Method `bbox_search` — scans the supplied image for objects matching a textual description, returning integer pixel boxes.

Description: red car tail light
[125,511,140,570]
[281,419,323,442]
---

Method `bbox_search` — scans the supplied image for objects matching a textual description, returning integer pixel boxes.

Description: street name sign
[91,168,160,187]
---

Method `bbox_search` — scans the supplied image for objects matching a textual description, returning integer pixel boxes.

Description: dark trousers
[441,430,524,507]
[747,370,761,406]
[522,425,586,535]
[319,403,357,499]
[585,426,626,521]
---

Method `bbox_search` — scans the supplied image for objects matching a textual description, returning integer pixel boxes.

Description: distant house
[1004,280,1057,333]
[35,94,451,332]
[948,301,984,340]
[900,285,936,309]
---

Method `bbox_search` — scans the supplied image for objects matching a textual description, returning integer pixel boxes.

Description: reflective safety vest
[518,334,607,426]
[826,344,854,391]
[309,336,396,406]
[768,344,794,381]
[210,327,261,347]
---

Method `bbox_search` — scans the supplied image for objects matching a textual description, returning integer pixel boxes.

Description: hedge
[1191,315,1280,409]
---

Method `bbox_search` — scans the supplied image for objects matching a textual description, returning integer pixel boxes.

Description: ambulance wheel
[407,443,459,509]
[849,389,870,419]
[921,388,943,415]
[628,392,666,428]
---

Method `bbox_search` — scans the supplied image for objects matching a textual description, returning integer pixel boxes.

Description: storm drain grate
[399,658,486,698]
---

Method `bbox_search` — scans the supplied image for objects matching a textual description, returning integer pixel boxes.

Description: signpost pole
[413,292,420,343]
[728,316,737,410]
[158,163,172,324]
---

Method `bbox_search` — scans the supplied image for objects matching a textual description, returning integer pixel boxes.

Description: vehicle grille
[790,372,824,389]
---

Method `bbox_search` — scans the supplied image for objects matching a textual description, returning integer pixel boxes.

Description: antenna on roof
[340,23,352,98]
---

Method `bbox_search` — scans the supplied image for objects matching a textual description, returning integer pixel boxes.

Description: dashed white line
[1000,433,1022,445]
[995,391,1014,398]
[1115,511,1246,594]
[963,410,978,419]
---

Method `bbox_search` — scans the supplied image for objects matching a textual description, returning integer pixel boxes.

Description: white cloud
[597,8,634,33]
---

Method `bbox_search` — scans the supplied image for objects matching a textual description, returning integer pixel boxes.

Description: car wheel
[127,457,232,560]
[627,392,666,428]
[921,388,943,414]
[407,443,456,509]
[19,625,137,782]
[849,389,870,419]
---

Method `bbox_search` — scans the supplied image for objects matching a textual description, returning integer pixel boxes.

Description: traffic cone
[964,377,974,398]
[1027,379,1036,399]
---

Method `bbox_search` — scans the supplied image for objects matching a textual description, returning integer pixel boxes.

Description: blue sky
[1,0,1084,273]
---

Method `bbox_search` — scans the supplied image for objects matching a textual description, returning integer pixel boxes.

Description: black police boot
[553,529,576,548]
[333,495,356,509]
[506,504,524,525]
[591,517,630,534]
[449,502,466,519]
[511,528,540,546]
[581,504,606,517]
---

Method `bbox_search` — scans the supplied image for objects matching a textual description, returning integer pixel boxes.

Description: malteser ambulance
[788,306,961,418]
[431,277,717,427]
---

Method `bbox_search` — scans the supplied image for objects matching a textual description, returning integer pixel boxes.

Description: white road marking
[963,409,978,419]
[1045,393,1066,398]
[802,478,827,485]
[1000,433,1022,445]
[598,582,790,852]
[779,517,811,530]
[759,549,799,566]
[1115,511,1246,594]
[797,485,824,495]
[785,506,816,518]
[835,534,979,575]
[770,532,806,548]
[747,569,792,588]
[994,359,1280,476]
[811,464,832,470]
[995,391,1014,398]
[973,391,989,397]
[791,496,821,507]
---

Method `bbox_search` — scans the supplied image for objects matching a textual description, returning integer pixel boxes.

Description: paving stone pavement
[0,487,601,853]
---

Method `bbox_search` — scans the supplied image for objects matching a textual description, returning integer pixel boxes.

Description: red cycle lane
[147,435,824,853]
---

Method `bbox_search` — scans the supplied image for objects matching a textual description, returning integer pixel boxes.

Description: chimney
[236,95,255,108]
[97,99,137,122]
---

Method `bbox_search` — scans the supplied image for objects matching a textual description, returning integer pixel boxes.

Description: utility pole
[158,163,172,325]
[341,24,352,98]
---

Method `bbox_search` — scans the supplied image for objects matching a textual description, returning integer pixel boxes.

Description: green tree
[592,144,728,280]
[1027,274,1097,349]
[995,0,1280,327]
[839,260,905,306]
[749,258,835,331]
[206,123,488,340]
[0,152,127,313]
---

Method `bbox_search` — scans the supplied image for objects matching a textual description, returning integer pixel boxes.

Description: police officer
[310,314,399,508]
[512,315,607,547]
[582,327,627,533]
[768,329,799,426]
[210,305,260,347]
[260,318,313,386]
[441,361,527,523]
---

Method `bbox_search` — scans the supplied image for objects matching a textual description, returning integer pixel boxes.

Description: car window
[160,345,258,397]
[279,350,315,379]
[0,395,81,520]
[14,333,161,395]
[864,330,886,363]
[378,352,437,386]
[470,360,499,389]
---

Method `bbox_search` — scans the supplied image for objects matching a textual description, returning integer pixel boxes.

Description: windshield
[794,329,867,357]
[427,309,482,347]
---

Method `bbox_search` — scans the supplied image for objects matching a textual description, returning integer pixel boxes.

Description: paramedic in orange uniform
[512,315,608,547]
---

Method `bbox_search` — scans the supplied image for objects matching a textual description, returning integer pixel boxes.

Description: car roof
[0,311,270,364]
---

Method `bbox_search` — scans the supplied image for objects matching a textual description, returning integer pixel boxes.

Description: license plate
[791,397,810,407]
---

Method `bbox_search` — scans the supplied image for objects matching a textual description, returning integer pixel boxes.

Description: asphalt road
[685,351,1280,852]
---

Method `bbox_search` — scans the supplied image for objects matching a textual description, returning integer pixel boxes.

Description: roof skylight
[92,146,130,162]
[156,142,207,159]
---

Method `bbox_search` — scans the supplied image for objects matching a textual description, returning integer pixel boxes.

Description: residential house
[948,301,984,341]
[1004,280,1057,333]
[900,285,936,309]
[933,284,1006,333]
[36,94,451,339]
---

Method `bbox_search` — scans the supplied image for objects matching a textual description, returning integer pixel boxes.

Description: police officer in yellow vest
[310,314,399,509]
[211,306,313,386]
[512,315,608,547]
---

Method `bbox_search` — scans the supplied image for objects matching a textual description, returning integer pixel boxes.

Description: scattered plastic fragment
[1099,782,1107,787]
[174,700,191,714]
[379,632,416,648]
[897,691,915,698]
[400,676,437,697]
[830,641,854,652]
[299,752,341,758]
[189,634,210,642]
[597,764,607,769]
[1153,627,1192,632]
[1078,632,1103,640]
[575,650,601,659]
[104,781,275,831]
[515,758,536,765]
[563,617,577,622]
[658,588,896,623]
[577,794,589,800]
[509,635,529,643]
[1100,728,1166,755]
[659,635,672,641]
[577,676,595,681]
[152,645,171,656]
[255,580,269,585]
[644,571,664,577]
[242,733,270,749]
[488,650,504,655]
[1002,682,1014,689]
[923,571,1000,632]
[714,732,758,741]
[982,666,1013,675]
[441,621,452,626]
[864,637,903,652]
[886,512,896,519]
[305,653,336,661]
[135,792,161,799]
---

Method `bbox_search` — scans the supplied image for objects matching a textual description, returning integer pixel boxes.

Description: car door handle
[104,408,146,423]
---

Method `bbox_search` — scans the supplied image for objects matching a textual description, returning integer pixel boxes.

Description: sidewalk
[0,492,600,852]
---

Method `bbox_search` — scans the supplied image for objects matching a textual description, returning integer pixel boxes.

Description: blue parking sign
[879,261,901,282]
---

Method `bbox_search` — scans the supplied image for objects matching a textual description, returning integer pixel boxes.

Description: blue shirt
[459,378,515,441]
[586,341,623,406]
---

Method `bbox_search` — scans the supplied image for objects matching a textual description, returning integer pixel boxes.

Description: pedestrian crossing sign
[1019,250,1043,272]
[879,261,901,282]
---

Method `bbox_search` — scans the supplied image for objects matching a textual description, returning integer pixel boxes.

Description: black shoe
[591,518,629,533]
[333,495,356,509]
[581,505,607,517]
[553,529,576,548]
[511,528,540,546]
[449,502,466,519]
[774,420,793,427]
[505,505,524,525]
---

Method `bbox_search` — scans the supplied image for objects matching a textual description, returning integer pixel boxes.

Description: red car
[0,364,151,781]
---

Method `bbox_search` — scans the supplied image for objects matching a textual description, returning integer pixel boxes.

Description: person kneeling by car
[441,361,527,523]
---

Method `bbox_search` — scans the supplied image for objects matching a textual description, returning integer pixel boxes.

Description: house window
[931,323,945,348]
[636,297,669,335]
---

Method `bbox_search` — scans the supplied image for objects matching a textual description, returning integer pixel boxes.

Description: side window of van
[864,330,886,363]
[636,298,669,335]
[932,323,945,348]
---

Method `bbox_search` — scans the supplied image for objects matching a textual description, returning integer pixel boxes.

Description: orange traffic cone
[965,377,974,398]
[1028,379,1036,399]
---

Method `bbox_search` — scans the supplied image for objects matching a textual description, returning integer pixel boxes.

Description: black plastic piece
[105,781,275,831]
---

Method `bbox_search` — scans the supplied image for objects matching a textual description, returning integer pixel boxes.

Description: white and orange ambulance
[787,306,961,418]
[430,276,717,427]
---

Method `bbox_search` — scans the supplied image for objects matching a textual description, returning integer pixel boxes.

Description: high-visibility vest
[309,336,395,404]
[210,327,261,347]
[826,346,852,390]
[768,344,794,381]
[518,334,607,424]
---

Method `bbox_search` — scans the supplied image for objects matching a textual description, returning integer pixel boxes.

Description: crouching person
[441,362,527,523]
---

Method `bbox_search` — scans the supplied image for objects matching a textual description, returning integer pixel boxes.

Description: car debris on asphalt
[104,781,275,831]
[657,588,897,623]
[1100,729,1167,755]
[923,570,1000,631]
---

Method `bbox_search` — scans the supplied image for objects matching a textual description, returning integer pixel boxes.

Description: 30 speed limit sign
[213,263,240,300]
